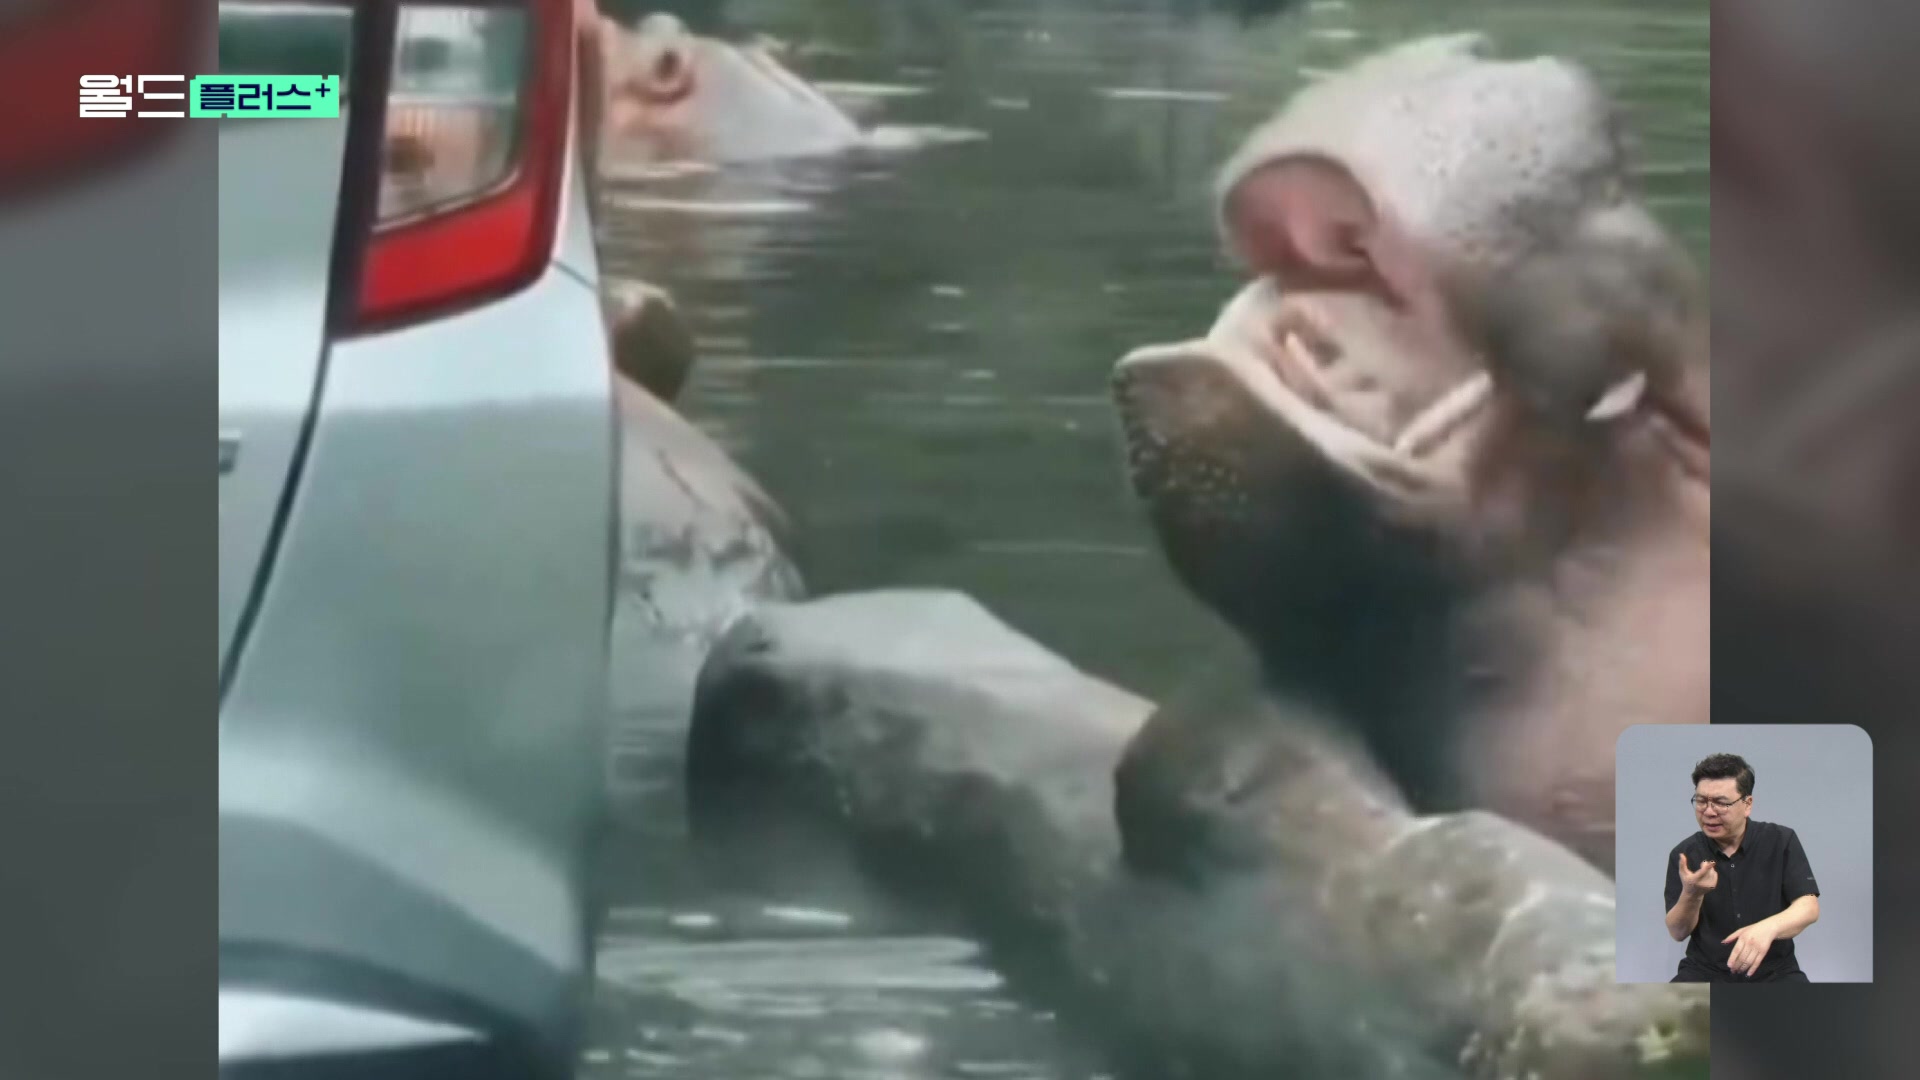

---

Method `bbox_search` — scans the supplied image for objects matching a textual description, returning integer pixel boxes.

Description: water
[586,1,1709,1076]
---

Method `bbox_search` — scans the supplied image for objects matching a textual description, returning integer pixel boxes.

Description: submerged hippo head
[1111,35,1711,868]
[612,13,699,114]
[598,12,862,166]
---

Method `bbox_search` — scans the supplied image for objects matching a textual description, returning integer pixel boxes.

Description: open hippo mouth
[1113,281,1492,530]
[1107,279,1507,701]
[1111,278,1664,525]
[1107,268,1696,666]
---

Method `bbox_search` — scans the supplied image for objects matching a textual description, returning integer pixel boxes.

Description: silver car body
[218,2,615,1074]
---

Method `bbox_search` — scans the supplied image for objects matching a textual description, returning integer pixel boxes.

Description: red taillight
[350,0,574,332]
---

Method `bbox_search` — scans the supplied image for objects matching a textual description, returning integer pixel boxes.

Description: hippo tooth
[1278,331,1338,412]
[1210,326,1467,508]
[1585,370,1647,422]
[1395,371,1493,458]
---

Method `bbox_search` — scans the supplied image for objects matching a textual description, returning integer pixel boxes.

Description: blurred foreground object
[0,2,214,1077]
[1714,0,1920,564]
[0,0,204,203]
[1712,1,1919,1077]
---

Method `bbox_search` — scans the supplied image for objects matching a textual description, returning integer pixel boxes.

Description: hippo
[684,590,1710,1078]
[677,35,1714,1075]
[605,366,805,819]
[595,12,865,167]
[1109,33,1711,877]
[600,278,697,404]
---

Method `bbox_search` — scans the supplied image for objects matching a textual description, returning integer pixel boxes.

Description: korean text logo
[80,76,340,118]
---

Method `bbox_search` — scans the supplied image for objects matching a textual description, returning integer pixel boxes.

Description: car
[217,1,616,1076]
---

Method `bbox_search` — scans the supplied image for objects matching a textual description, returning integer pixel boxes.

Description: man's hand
[1724,921,1780,977]
[1678,852,1718,894]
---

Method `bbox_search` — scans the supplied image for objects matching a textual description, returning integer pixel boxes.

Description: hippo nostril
[654,50,683,84]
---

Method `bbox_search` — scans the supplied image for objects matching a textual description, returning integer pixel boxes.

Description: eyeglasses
[1691,796,1747,810]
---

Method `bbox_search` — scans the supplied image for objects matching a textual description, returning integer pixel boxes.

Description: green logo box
[189,75,340,118]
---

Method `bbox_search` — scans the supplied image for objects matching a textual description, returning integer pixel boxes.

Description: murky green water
[587,1,1707,1077]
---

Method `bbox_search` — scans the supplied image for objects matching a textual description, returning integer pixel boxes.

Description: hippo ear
[1222,155,1395,299]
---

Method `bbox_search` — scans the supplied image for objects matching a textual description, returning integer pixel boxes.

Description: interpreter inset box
[1614,724,1872,984]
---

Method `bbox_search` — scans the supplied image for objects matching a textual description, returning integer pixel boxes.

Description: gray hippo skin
[1110,34,1711,874]
[685,591,1708,1079]
[608,374,803,728]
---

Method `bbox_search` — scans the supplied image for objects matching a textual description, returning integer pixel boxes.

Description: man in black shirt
[1664,753,1822,982]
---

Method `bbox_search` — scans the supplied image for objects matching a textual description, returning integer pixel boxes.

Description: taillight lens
[377,5,525,219]
[352,0,572,332]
